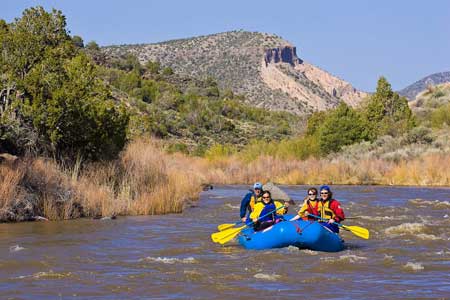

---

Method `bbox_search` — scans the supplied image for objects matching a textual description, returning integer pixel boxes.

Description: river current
[1,185,449,299]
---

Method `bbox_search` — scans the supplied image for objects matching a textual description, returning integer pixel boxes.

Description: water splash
[403,262,424,271]
[321,254,368,264]
[140,256,196,264]
[14,270,73,280]
[254,273,281,281]
[9,245,25,252]
[358,215,409,221]
[224,203,239,210]
[384,223,427,236]
[416,233,443,241]
[408,198,450,209]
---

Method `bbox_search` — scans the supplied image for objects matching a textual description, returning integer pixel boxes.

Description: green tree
[146,61,161,74]
[84,40,106,65]
[0,7,129,161]
[306,111,327,136]
[318,102,367,154]
[43,54,129,160]
[364,76,415,139]
[72,35,84,48]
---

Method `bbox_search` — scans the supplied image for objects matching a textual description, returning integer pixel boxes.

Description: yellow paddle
[340,224,370,239]
[217,221,242,231]
[211,225,247,244]
[310,214,370,239]
[211,205,286,245]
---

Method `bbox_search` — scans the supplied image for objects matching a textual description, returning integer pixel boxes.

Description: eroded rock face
[264,46,303,66]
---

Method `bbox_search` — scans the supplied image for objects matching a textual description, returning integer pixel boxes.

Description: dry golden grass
[0,164,24,208]
[1,138,448,222]
[200,153,450,187]
[73,138,204,217]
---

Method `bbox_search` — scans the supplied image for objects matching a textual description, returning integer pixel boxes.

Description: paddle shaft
[309,214,369,239]
[247,204,286,226]
[309,214,340,224]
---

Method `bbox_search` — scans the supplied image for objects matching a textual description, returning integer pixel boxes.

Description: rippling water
[1,185,449,299]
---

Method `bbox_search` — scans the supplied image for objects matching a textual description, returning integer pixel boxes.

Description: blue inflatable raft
[237,215,345,252]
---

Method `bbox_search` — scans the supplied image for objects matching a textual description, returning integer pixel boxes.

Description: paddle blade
[217,225,247,245]
[211,226,242,243]
[217,223,236,231]
[342,224,370,239]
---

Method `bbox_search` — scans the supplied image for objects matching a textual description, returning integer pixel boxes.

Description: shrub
[401,126,434,145]
[431,103,450,128]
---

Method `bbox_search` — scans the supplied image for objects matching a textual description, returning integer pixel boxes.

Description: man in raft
[240,182,264,223]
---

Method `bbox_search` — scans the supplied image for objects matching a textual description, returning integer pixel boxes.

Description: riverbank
[0,139,203,222]
[1,137,449,222]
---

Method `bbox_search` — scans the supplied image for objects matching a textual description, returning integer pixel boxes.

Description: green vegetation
[363,77,414,139]
[224,76,419,161]
[0,7,128,161]
[411,83,450,129]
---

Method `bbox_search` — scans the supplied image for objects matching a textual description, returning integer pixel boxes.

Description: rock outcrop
[264,46,303,66]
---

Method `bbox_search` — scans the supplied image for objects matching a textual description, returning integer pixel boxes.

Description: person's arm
[289,200,308,221]
[297,200,310,217]
[330,199,345,222]
[274,200,287,215]
[240,192,252,220]
[289,214,300,221]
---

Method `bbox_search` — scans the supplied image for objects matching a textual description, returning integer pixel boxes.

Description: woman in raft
[290,185,345,233]
[250,190,287,231]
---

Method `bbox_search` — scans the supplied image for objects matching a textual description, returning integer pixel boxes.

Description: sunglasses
[262,196,270,199]
[320,192,329,195]
[308,193,316,195]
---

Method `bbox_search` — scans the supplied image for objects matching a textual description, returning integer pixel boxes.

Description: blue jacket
[240,190,254,218]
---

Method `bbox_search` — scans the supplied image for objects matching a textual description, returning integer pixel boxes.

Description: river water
[1,185,449,300]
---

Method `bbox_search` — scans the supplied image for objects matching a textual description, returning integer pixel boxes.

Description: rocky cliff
[264,46,303,66]
[103,31,367,114]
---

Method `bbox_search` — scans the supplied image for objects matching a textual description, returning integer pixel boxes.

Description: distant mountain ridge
[399,71,450,100]
[103,31,367,115]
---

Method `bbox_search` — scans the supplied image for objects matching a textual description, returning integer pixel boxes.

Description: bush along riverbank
[0,139,203,222]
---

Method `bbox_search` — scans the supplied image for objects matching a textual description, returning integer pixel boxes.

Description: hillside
[409,82,450,122]
[398,71,450,100]
[103,31,367,115]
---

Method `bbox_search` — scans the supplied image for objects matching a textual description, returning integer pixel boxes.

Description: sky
[4,0,450,92]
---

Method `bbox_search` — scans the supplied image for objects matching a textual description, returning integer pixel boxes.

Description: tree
[84,40,106,65]
[146,61,160,74]
[43,54,129,160]
[306,110,327,136]
[72,35,84,48]
[364,76,415,139]
[318,102,367,154]
[0,7,129,161]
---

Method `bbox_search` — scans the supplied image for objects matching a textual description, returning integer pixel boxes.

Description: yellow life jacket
[318,200,337,220]
[250,200,285,220]
[249,194,263,211]
[298,199,336,220]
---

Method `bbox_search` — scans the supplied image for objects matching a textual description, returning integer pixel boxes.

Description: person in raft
[290,185,345,233]
[240,182,264,223]
[250,190,286,231]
